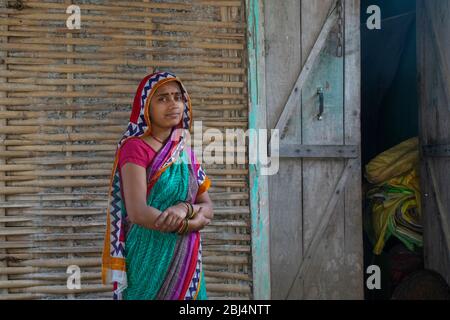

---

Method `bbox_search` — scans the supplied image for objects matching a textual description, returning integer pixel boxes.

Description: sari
[101,72,211,300]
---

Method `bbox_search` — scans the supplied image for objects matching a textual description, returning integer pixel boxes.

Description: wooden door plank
[425,158,450,252]
[423,1,450,104]
[301,0,346,299]
[342,0,363,299]
[264,0,303,299]
[417,0,450,285]
[286,159,355,299]
[273,0,338,139]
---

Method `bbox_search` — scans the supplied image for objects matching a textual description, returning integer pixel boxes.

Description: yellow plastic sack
[365,137,419,185]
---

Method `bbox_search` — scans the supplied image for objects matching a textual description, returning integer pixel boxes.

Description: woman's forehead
[155,81,182,94]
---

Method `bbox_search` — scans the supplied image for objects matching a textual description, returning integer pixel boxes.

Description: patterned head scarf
[101,72,207,293]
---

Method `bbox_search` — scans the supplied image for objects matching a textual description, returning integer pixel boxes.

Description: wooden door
[264,0,363,299]
[417,0,450,285]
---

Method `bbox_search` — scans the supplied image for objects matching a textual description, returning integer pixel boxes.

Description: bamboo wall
[0,0,251,299]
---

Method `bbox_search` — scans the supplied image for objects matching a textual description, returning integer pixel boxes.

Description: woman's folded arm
[120,162,161,230]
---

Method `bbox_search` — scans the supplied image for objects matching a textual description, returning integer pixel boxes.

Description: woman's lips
[166,114,180,118]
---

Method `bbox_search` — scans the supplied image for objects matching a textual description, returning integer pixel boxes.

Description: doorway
[360,0,421,300]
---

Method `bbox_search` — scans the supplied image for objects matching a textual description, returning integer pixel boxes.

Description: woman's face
[149,81,184,129]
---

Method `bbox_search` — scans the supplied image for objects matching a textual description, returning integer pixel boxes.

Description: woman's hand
[187,208,211,232]
[154,202,188,233]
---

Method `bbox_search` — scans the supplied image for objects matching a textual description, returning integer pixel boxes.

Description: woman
[102,72,213,300]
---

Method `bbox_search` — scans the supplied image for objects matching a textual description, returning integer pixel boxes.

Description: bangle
[184,219,190,234]
[189,209,197,220]
[177,220,186,234]
[187,202,196,219]
[181,202,190,219]
[177,219,189,235]
[175,220,184,234]
[183,201,194,219]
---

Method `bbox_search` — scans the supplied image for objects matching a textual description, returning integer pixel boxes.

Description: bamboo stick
[35,221,104,228]
[209,221,248,227]
[9,247,102,254]
[5,77,243,90]
[10,179,109,188]
[8,284,112,294]
[4,56,229,69]
[198,1,242,6]
[7,119,123,126]
[0,293,44,300]
[0,43,231,58]
[0,16,245,30]
[3,205,247,215]
[6,210,104,217]
[0,217,33,223]
[0,279,84,289]
[0,112,127,121]
[201,233,250,241]
[1,12,172,21]
[0,242,35,249]
[24,1,191,11]
[9,273,101,282]
[0,176,35,182]
[13,258,101,268]
[9,157,113,165]
[7,145,115,152]
[0,187,42,195]
[203,245,251,252]
[0,98,126,107]
[206,284,251,294]
[27,234,105,242]
[0,267,38,275]
[204,271,251,281]
[1,140,49,147]
[12,170,111,177]
[4,193,108,201]
[7,64,244,75]
[0,228,40,236]
[6,35,244,50]
[0,253,35,260]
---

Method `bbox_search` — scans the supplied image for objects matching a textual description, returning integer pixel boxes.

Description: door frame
[246,0,271,300]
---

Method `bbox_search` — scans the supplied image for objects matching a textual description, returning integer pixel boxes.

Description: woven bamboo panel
[0,0,251,300]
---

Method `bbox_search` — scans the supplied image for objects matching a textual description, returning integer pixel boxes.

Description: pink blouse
[118,138,156,170]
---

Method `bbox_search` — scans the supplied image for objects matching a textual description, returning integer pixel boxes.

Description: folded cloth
[365,138,422,255]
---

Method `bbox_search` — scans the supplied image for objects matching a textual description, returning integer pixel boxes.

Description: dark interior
[360,0,423,300]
